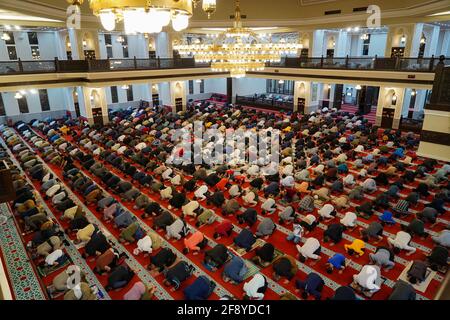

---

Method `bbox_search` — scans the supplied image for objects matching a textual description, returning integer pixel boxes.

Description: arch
[392,27,408,47]
[383,89,397,108]
[299,32,310,49]
[327,35,336,49]
[297,82,306,98]
[90,89,101,108]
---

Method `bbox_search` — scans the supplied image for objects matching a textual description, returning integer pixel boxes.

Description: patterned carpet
[0,203,46,300]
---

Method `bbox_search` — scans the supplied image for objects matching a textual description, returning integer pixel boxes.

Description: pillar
[170,81,187,112]
[68,29,83,60]
[312,30,325,57]
[158,82,171,107]
[335,31,349,57]
[417,60,450,161]
[155,32,173,58]
[227,77,233,104]
[79,86,109,125]
[413,90,427,117]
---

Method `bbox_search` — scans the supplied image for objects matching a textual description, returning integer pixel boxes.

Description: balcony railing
[0,57,209,75]
[267,55,448,72]
[0,55,447,76]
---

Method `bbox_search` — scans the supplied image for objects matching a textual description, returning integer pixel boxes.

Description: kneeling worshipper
[64,282,97,300]
[105,264,135,291]
[272,254,298,283]
[148,248,177,275]
[163,261,195,291]
[204,244,229,271]
[222,256,248,284]
[352,264,382,296]
[243,273,267,300]
[183,276,216,300]
[296,272,325,300]
[95,248,122,274]
[123,281,156,300]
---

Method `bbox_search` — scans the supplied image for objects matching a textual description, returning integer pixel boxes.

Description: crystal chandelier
[87,0,194,34]
[174,0,302,78]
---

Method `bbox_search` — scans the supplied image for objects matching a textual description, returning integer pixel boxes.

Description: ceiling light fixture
[1,32,11,41]
[174,0,301,78]
[87,0,204,34]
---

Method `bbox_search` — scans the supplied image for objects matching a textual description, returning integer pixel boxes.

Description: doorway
[92,107,104,126]
[381,108,395,128]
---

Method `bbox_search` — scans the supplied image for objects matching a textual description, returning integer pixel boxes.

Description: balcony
[268,55,448,72]
[0,57,210,75]
[0,55,446,76]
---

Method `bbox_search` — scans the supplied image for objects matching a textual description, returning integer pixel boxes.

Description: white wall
[368,33,387,56]
[37,32,58,60]
[233,78,266,97]
[127,34,149,59]
[204,78,227,94]
[0,87,72,124]
[0,31,63,61]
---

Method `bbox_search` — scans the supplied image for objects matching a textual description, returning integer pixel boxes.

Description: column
[79,86,109,125]
[410,23,424,58]
[128,34,149,59]
[170,81,187,112]
[417,60,450,161]
[62,87,76,118]
[413,90,427,117]
[68,29,83,60]
[335,31,349,57]
[312,30,325,57]
[158,82,171,107]
[392,88,406,129]
[426,25,441,57]
[439,30,450,56]
[155,32,173,58]
[55,30,69,60]
[227,77,233,104]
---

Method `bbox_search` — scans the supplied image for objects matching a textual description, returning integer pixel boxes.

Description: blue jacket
[234,229,256,251]
[223,256,248,283]
[183,276,214,300]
